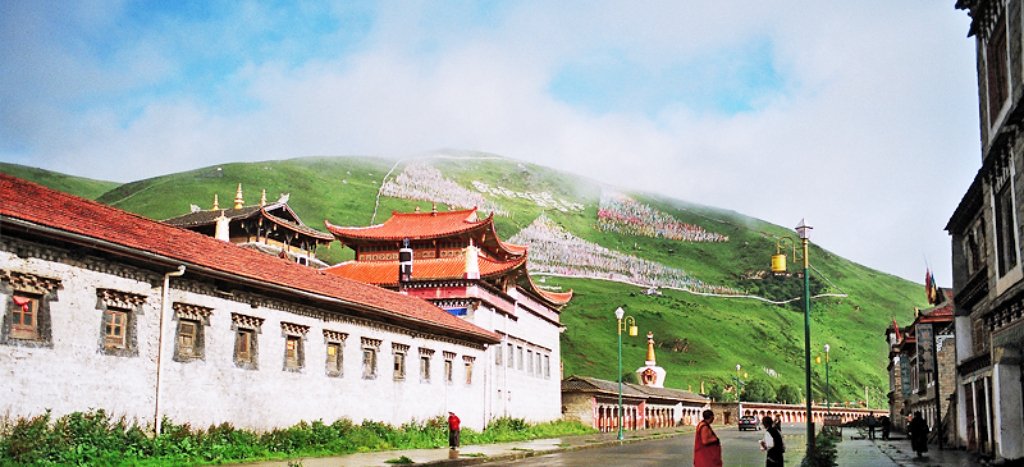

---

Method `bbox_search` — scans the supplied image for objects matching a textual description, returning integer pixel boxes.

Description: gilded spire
[212,194,220,210]
[646,332,656,364]
[260,189,267,207]
[234,184,244,209]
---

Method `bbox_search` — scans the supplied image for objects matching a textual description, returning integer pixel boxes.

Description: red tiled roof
[522,274,573,306]
[325,209,486,241]
[0,174,499,344]
[323,255,527,286]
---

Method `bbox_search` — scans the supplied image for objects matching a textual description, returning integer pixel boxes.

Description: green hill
[0,162,120,200]
[27,153,924,407]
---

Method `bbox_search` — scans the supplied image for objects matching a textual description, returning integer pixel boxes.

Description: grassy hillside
[29,153,922,407]
[0,162,120,200]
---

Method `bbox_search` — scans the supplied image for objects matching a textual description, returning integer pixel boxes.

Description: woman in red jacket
[694,410,723,467]
[447,412,461,450]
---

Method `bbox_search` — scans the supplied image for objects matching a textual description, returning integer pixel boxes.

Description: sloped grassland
[5,154,924,406]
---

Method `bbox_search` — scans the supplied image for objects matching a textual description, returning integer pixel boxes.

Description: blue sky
[0,1,979,285]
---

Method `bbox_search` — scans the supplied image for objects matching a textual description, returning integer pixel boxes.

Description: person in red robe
[447,412,461,450]
[694,409,723,467]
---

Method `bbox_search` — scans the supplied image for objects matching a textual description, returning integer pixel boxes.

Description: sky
[0,1,981,286]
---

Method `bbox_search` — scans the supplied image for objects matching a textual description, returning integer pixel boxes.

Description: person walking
[694,409,723,467]
[880,415,891,440]
[759,416,785,467]
[447,411,461,451]
[866,413,878,440]
[908,411,929,458]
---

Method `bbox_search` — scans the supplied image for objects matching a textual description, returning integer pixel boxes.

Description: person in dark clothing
[880,415,892,440]
[759,416,784,467]
[908,411,929,457]
[866,414,878,440]
[447,412,461,450]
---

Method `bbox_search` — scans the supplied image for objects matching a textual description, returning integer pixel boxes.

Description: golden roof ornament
[260,189,267,207]
[234,184,244,209]
[212,194,220,210]
[646,331,656,364]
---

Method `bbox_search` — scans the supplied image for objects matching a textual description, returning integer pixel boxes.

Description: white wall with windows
[0,237,489,432]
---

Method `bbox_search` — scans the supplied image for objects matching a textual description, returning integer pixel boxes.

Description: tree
[620,371,639,384]
[776,384,801,404]
[706,383,725,401]
[741,379,776,402]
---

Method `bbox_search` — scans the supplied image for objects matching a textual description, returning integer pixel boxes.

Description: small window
[517,346,524,370]
[235,329,255,365]
[102,308,128,349]
[536,352,542,376]
[420,355,431,381]
[9,293,40,340]
[495,344,502,366]
[363,347,377,379]
[326,342,343,377]
[544,355,551,379]
[176,320,200,359]
[465,360,473,385]
[445,358,453,384]
[394,351,406,381]
[506,343,514,368]
[284,335,302,370]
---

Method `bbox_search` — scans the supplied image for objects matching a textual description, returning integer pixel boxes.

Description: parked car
[738,416,760,431]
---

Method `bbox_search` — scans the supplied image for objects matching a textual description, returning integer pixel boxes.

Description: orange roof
[0,174,499,344]
[325,208,487,241]
[323,255,527,286]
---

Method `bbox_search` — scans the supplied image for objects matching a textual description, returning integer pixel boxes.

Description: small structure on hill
[163,184,333,268]
[636,332,667,387]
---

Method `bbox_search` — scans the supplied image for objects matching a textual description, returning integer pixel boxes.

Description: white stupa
[636,332,667,388]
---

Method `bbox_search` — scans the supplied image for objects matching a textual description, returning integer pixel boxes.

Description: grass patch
[0,411,593,466]
[385,455,415,464]
[461,452,487,457]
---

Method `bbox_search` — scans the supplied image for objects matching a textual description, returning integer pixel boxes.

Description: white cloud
[0,1,978,284]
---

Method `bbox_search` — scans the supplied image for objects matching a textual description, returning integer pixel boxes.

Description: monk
[694,409,723,467]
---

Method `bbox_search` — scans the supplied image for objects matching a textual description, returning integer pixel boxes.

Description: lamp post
[615,306,638,441]
[824,344,830,415]
[771,219,814,457]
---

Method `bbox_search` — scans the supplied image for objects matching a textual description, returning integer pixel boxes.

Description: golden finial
[234,183,244,209]
[212,194,220,210]
[431,202,437,214]
[260,189,267,207]
[646,332,656,363]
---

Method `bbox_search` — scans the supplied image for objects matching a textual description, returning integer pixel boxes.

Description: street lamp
[823,344,831,415]
[615,306,638,441]
[771,219,814,457]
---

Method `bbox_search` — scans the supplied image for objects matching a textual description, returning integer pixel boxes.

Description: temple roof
[561,375,708,404]
[164,202,333,242]
[323,254,528,286]
[325,207,527,258]
[0,174,499,344]
[326,208,487,241]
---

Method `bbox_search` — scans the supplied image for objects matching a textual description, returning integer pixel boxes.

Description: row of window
[2,282,476,384]
[495,340,552,380]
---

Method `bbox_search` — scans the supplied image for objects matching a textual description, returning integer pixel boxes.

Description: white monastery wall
[471,290,561,424]
[0,238,488,431]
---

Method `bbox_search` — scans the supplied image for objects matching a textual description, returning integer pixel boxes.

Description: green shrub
[0,410,594,465]
[800,433,838,467]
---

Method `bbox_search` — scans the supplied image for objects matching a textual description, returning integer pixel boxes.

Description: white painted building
[0,174,500,431]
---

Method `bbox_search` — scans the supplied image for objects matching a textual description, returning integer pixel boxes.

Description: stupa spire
[234,184,244,209]
[212,194,220,210]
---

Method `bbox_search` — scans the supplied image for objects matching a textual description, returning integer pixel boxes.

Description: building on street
[0,174,502,432]
[884,291,956,441]
[947,0,1024,461]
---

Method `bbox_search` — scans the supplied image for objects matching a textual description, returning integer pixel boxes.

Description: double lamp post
[614,306,638,441]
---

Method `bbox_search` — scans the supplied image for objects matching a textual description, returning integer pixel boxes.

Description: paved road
[488,424,808,466]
